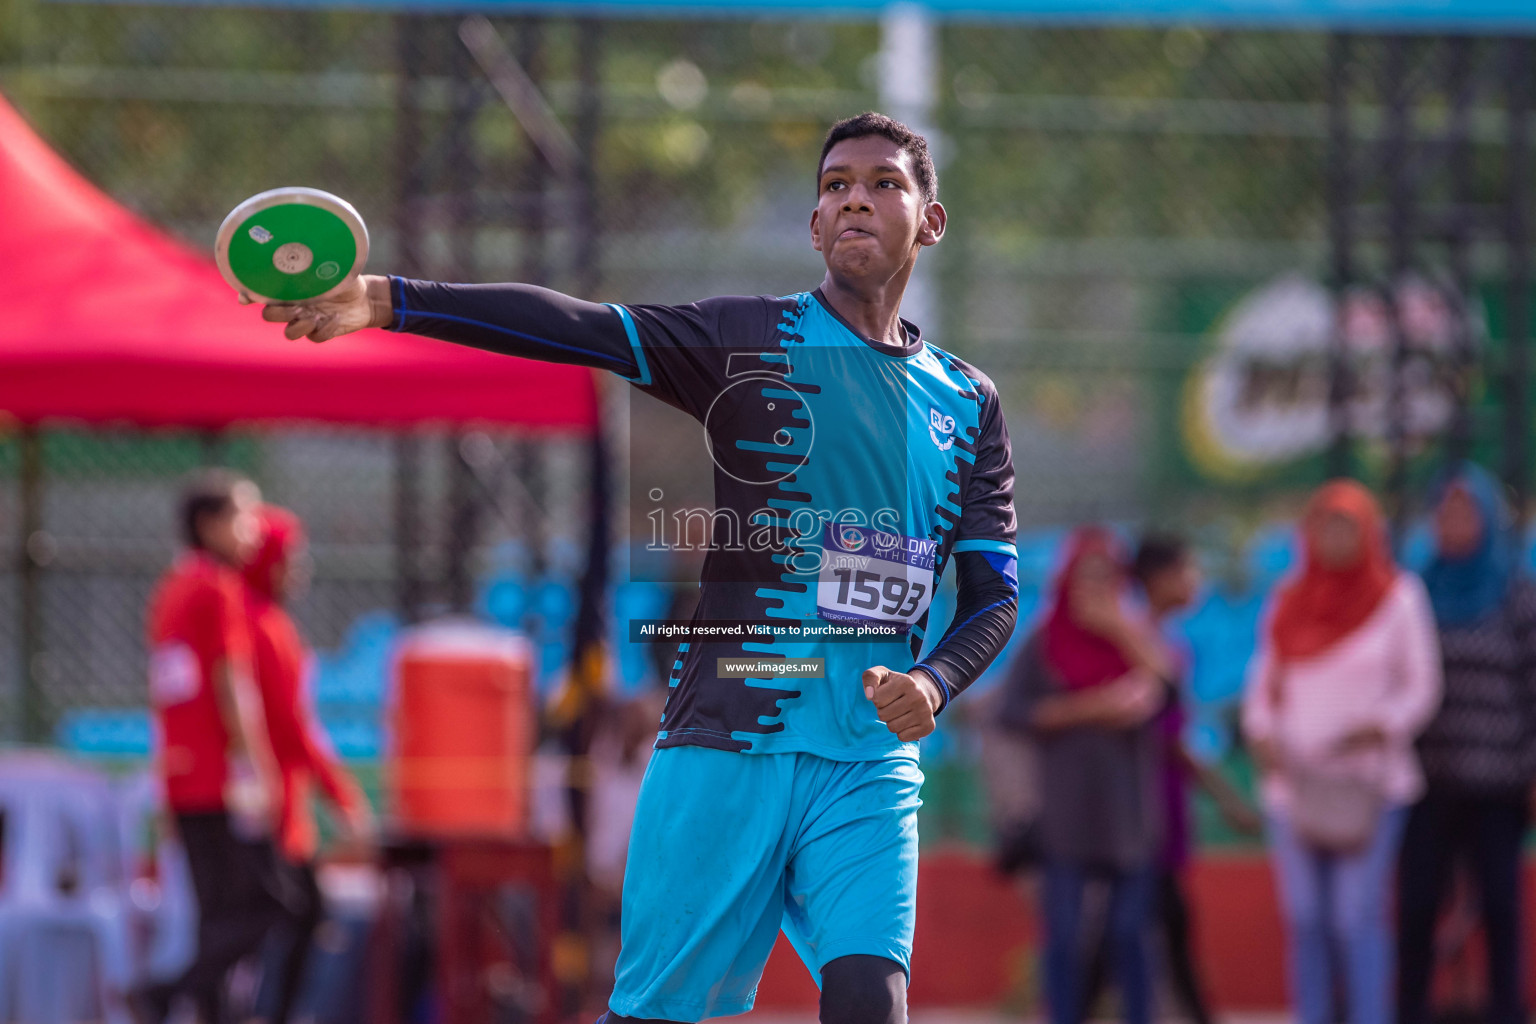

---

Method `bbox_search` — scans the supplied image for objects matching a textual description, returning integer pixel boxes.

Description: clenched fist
[862,665,944,742]
[260,273,394,343]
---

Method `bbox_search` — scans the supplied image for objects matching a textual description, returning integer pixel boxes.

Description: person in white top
[1242,479,1442,1024]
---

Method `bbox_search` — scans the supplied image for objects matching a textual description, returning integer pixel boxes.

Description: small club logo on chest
[928,407,956,451]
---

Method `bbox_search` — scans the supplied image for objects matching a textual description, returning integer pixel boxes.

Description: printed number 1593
[828,568,926,617]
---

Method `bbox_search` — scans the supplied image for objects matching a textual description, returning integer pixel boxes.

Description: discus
[215,187,368,304]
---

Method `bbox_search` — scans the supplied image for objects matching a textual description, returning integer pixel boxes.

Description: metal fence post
[445,23,485,613]
[525,18,549,287]
[18,427,43,743]
[394,13,428,625]
[1444,36,1477,468]
[1382,35,1414,536]
[574,18,602,299]
[1326,32,1356,480]
[1503,39,1532,525]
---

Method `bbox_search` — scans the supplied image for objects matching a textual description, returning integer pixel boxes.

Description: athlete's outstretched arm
[262,274,639,374]
[387,277,640,374]
[911,550,1019,712]
[262,274,782,424]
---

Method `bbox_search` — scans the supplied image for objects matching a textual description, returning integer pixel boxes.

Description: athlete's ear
[917,200,947,248]
[810,206,824,253]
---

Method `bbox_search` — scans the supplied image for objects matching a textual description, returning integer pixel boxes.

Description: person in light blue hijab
[1420,462,1513,626]
[1400,460,1535,1024]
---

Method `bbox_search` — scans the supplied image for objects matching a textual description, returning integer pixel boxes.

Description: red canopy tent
[0,94,597,431]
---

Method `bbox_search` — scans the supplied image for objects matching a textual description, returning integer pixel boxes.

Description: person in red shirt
[243,504,372,1024]
[137,470,283,1024]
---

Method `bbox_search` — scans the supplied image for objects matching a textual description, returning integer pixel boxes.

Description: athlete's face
[810,135,945,284]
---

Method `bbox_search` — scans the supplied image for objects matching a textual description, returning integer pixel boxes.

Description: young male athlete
[261,112,1019,1024]
[138,471,283,1024]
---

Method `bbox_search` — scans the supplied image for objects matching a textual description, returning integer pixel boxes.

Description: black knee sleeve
[818,954,907,1024]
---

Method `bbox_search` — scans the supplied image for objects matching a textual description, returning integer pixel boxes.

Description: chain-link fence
[7,16,1530,528]
[2,7,1534,841]
[0,427,597,747]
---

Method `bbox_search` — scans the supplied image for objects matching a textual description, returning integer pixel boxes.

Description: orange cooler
[388,620,535,837]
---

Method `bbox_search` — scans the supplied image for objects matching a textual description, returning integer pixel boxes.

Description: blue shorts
[609,746,924,1022]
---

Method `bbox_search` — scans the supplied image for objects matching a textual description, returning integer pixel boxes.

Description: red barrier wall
[753,848,1536,1012]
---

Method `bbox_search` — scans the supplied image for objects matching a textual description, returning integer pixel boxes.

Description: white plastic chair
[115,771,196,985]
[0,753,134,1024]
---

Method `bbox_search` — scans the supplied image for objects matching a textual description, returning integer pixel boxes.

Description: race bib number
[149,643,201,707]
[816,524,937,631]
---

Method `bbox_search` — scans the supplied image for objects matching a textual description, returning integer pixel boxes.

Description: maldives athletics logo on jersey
[928,407,956,451]
[837,525,867,551]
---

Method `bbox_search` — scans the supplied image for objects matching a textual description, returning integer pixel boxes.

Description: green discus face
[215,188,368,304]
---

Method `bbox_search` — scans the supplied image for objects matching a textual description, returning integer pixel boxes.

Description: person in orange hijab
[244,505,373,1024]
[1242,480,1441,1024]
[1268,480,1399,662]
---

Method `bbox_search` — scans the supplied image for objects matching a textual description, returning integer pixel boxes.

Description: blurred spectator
[1082,533,1261,1024]
[584,688,667,1000]
[1242,480,1441,1024]
[244,505,373,1024]
[1013,527,1168,1024]
[135,470,284,1024]
[981,674,1044,877]
[586,690,665,897]
[1398,463,1535,1024]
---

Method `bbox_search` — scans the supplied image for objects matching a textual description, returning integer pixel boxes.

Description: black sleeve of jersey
[954,382,1017,551]
[388,277,638,376]
[616,296,782,421]
[912,550,1019,713]
[387,280,782,424]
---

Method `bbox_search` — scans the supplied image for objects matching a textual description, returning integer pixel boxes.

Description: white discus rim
[214,187,370,304]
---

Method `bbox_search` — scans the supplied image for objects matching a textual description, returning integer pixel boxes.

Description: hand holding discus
[262,274,394,342]
[216,187,387,339]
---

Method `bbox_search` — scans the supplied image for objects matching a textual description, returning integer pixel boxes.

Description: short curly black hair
[817,112,937,204]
